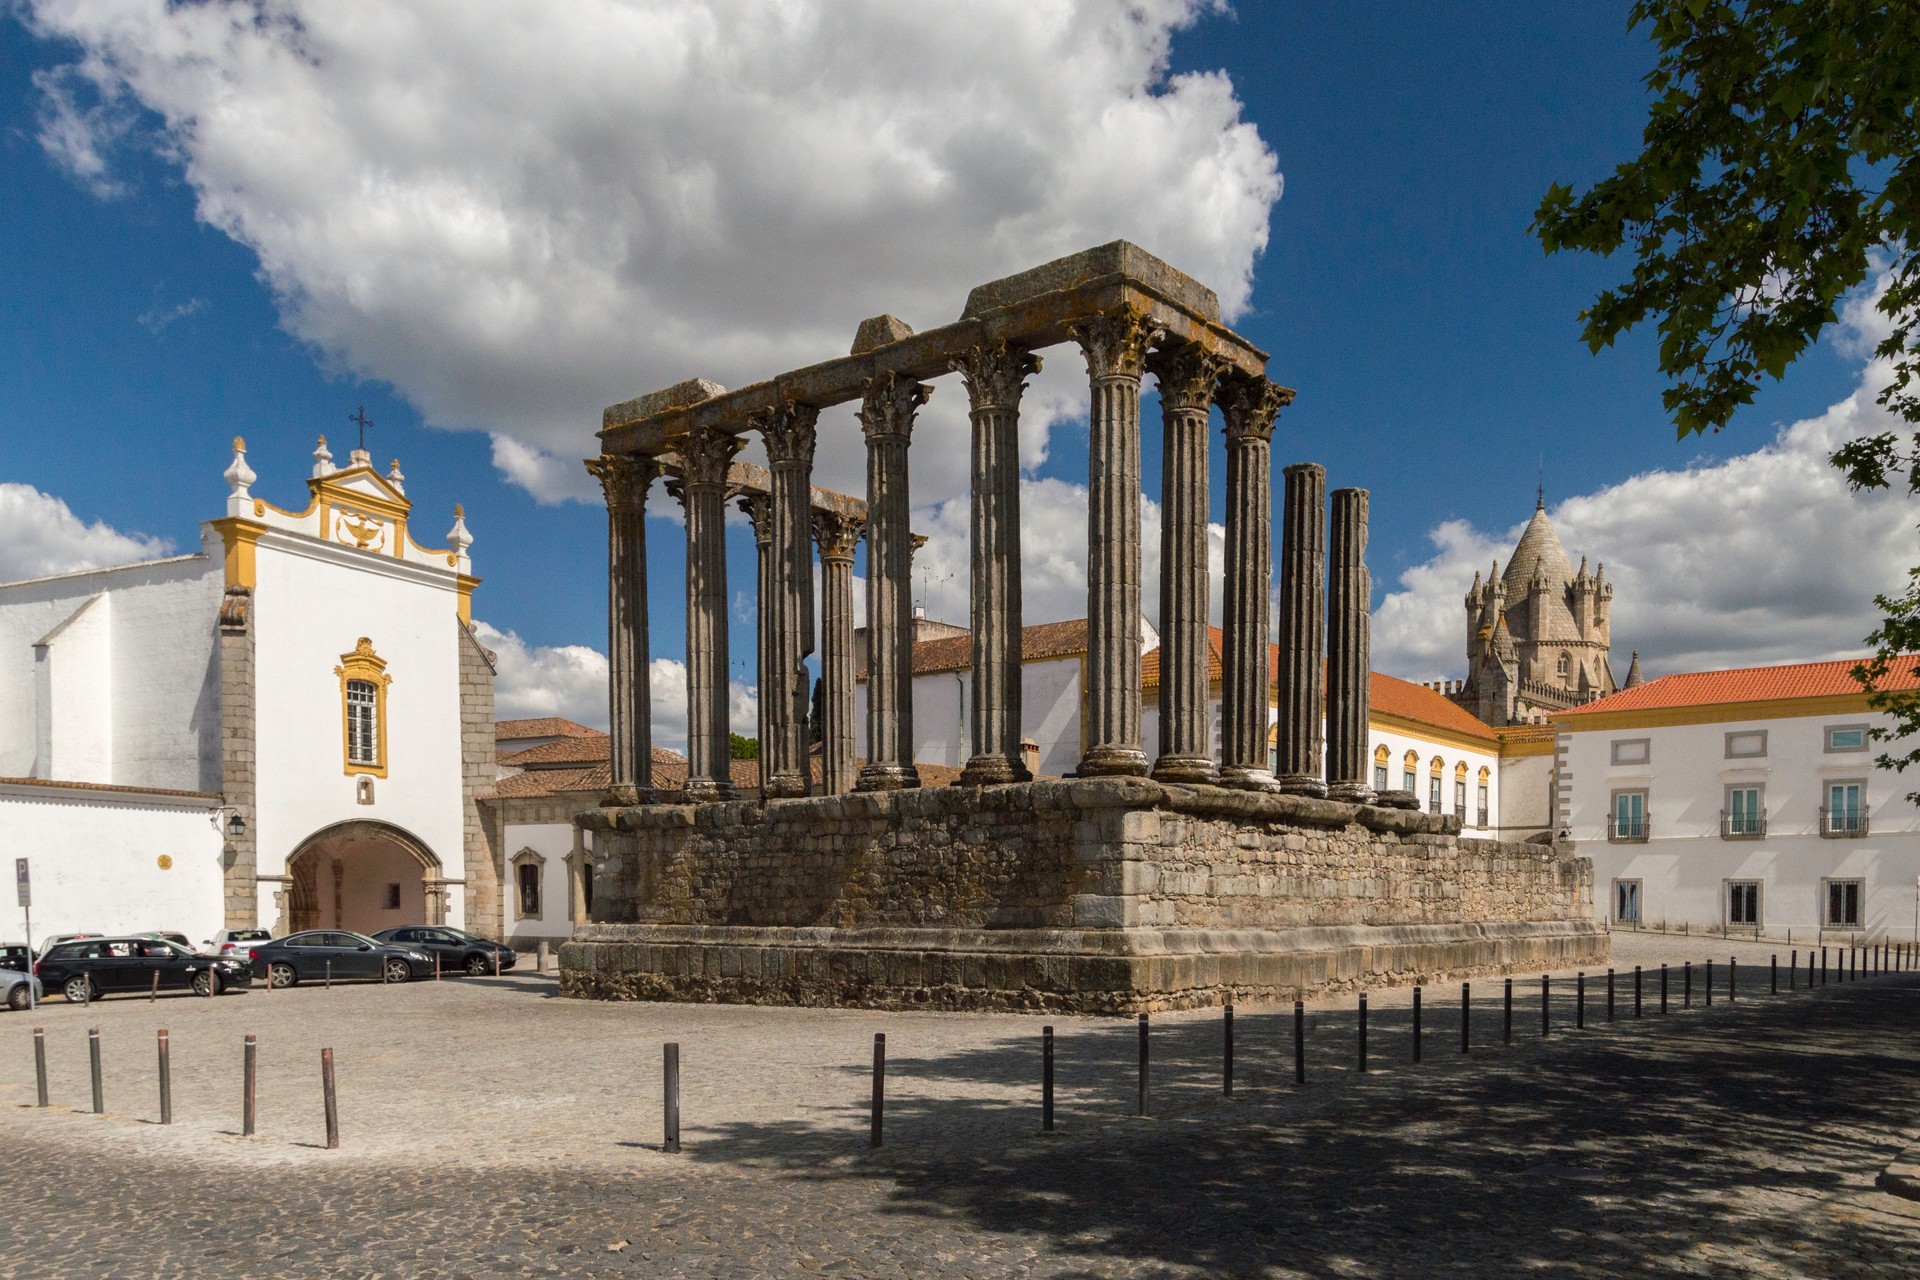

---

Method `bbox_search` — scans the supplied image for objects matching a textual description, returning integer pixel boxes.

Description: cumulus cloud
[25,0,1280,505]
[475,620,756,754]
[0,483,173,581]
[1371,370,1920,682]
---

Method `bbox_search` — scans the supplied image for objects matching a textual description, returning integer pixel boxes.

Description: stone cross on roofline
[587,241,1380,814]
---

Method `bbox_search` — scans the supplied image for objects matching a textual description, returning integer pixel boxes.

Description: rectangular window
[1403,769,1416,794]
[1610,790,1647,842]
[1824,879,1862,927]
[1724,730,1767,759]
[1728,880,1761,927]
[1428,776,1442,814]
[1825,724,1868,752]
[1374,763,1389,792]
[1824,781,1866,836]
[1723,785,1764,838]
[1476,783,1489,829]
[1610,738,1650,766]
[1454,779,1467,816]
[346,679,380,767]
[1614,879,1641,924]
[383,883,401,911]
[518,862,541,918]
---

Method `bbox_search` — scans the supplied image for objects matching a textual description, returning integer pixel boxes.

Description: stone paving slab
[0,931,1915,1277]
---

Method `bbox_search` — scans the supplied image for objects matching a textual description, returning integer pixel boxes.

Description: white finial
[447,502,473,571]
[223,436,256,515]
[387,457,406,494]
[311,434,336,478]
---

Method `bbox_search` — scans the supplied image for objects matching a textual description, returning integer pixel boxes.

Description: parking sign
[14,858,27,909]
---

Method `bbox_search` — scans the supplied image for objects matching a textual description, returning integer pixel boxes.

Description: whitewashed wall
[1564,711,1920,936]
[502,820,580,945]
[858,657,1088,778]
[1366,723,1501,836]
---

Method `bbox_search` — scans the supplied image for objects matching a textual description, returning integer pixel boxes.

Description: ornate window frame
[335,637,392,778]
[511,848,546,921]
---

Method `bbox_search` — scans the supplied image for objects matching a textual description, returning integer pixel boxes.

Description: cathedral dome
[1501,502,1575,596]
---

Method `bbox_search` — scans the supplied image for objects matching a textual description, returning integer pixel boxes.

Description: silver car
[2,967,44,1011]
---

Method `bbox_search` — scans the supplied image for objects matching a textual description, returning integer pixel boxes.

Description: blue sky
[0,2,1901,737]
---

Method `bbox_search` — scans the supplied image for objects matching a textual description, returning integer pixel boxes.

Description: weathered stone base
[560,919,1605,1014]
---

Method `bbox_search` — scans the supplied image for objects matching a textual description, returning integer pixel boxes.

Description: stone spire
[387,458,407,495]
[1624,651,1645,688]
[223,437,256,515]
[447,503,473,572]
[311,435,336,478]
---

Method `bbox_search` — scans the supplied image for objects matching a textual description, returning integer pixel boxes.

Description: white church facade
[0,438,500,950]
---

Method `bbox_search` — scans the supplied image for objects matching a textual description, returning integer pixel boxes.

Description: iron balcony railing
[1607,814,1650,843]
[1720,809,1767,839]
[1820,805,1870,838]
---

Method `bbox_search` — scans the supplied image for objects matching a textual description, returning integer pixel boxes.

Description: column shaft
[677,425,743,801]
[1276,463,1327,796]
[1326,487,1374,803]
[814,511,864,794]
[757,403,820,799]
[1147,344,1221,783]
[1074,312,1160,778]
[587,453,658,804]
[855,371,930,791]
[1217,377,1289,789]
[735,491,773,779]
[953,342,1039,785]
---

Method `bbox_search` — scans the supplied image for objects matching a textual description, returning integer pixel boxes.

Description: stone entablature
[563,779,1602,1013]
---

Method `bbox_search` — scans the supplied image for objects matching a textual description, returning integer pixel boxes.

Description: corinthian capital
[1145,342,1225,414]
[674,422,744,488]
[858,370,933,441]
[949,341,1042,413]
[753,401,820,466]
[735,491,774,544]
[812,509,865,563]
[1071,310,1163,382]
[1217,374,1295,443]
[584,453,660,511]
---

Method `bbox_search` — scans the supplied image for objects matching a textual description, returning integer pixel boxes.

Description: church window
[512,849,546,920]
[334,638,392,778]
[1402,749,1418,795]
[1373,745,1390,793]
[383,883,401,911]
[1557,652,1570,677]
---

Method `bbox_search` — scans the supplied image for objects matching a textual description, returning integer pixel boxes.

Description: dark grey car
[371,927,516,976]
[248,931,434,988]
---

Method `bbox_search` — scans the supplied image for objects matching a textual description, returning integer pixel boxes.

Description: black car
[35,937,252,1002]
[371,926,517,977]
[249,931,436,988]
[2,944,30,971]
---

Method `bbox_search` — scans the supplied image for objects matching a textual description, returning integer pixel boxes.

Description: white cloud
[137,295,206,335]
[475,620,756,754]
[1371,373,1920,682]
[0,483,172,581]
[487,435,600,507]
[25,0,1280,505]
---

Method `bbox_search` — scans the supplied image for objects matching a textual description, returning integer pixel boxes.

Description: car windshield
[230,930,271,941]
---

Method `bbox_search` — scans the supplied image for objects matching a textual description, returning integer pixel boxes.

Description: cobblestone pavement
[1,933,1916,1278]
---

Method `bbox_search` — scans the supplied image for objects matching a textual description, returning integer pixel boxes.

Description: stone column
[733,490,774,770]
[587,454,660,805]
[676,423,744,801]
[1326,487,1374,804]
[1146,342,1222,784]
[813,509,864,795]
[1275,462,1327,796]
[755,403,820,799]
[1216,376,1289,790]
[952,341,1039,785]
[855,371,931,791]
[1072,310,1161,778]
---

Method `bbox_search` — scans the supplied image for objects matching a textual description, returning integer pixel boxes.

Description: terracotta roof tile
[1556,655,1920,716]
[500,734,613,767]
[1367,672,1499,744]
[495,717,601,741]
[863,618,1092,679]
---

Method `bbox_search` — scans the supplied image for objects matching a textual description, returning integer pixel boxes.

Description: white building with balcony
[1555,656,1920,941]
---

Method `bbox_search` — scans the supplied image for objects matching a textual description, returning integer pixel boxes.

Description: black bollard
[243,1035,257,1137]
[33,1027,48,1109]
[1412,986,1423,1064]
[663,1043,681,1154]
[1660,964,1669,1014]
[1358,993,1369,1073]
[157,1030,171,1126]
[1705,959,1713,1007]
[1540,974,1550,1038]
[1684,961,1693,1008]
[89,1028,103,1114]
[321,1048,339,1150]
[1821,946,1828,984]
[870,1033,886,1148]
[1634,965,1642,1018]
[1137,1014,1151,1116]
[1606,969,1615,1022]
[1042,1025,1055,1132]
[1223,1004,1234,1097]
[1771,955,1778,994]
[1730,958,1737,1002]
[1293,1000,1305,1085]
[1461,982,1471,1054]
[1503,977,1513,1044]
[1576,972,1585,1029]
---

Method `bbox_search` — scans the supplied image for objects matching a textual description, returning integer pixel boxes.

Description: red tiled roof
[1557,655,1920,716]
[495,717,601,741]
[1367,672,1499,744]
[863,618,1092,679]
[500,734,613,767]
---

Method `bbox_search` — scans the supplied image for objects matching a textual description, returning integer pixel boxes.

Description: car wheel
[383,957,411,984]
[63,976,96,1004]
[6,984,30,1011]
[191,971,220,997]
[464,954,490,977]
[269,962,298,989]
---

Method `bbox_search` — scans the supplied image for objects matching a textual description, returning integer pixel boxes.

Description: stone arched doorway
[283,820,445,936]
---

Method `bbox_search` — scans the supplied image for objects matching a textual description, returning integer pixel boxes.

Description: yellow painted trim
[311,468,412,519]
[1497,734,1557,758]
[456,574,481,624]
[1368,710,1499,756]
[1373,744,1391,764]
[1454,761,1469,778]
[251,492,323,522]
[1552,692,1880,733]
[334,637,392,779]
[210,517,267,589]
